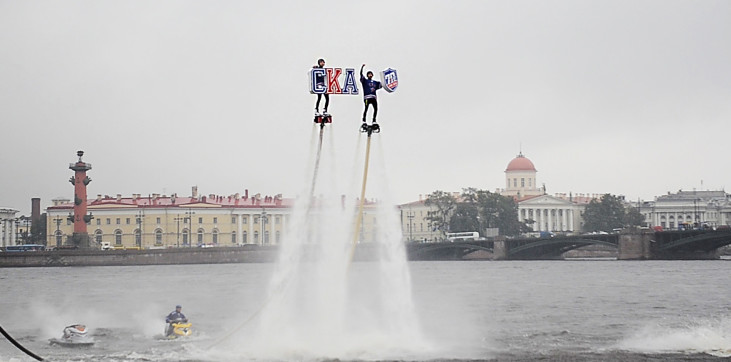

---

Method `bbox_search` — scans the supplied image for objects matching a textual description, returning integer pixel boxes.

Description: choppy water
[0,260,729,361]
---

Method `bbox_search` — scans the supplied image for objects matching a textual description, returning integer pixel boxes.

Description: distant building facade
[400,152,604,240]
[45,189,382,249]
[633,190,731,229]
[1,207,20,247]
[46,190,293,249]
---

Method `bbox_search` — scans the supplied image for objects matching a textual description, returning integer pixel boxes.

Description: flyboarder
[313,58,329,116]
[360,64,382,125]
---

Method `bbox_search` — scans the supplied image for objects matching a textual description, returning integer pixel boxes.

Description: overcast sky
[1,0,730,215]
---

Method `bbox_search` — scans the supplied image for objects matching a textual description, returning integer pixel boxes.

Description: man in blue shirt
[165,305,187,323]
[165,305,188,336]
[360,64,382,124]
[313,58,329,115]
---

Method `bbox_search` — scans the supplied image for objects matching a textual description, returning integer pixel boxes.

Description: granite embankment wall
[0,246,278,267]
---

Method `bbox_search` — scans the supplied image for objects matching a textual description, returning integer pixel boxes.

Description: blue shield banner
[381,68,398,93]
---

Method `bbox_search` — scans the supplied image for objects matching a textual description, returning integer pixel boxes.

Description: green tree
[461,188,528,237]
[624,206,644,227]
[424,190,456,241]
[449,203,479,232]
[583,194,626,232]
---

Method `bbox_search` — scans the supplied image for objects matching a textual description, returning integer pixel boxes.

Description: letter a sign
[381,68,398,93]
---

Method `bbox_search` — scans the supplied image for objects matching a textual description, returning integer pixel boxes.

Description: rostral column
[68,150,93,247]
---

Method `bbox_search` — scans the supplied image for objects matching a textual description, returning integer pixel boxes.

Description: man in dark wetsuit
[165,305,188,336]
[360,64,382,124]
[313,58,329,115]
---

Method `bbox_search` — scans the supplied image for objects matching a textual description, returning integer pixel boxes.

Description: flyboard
[348,67,397,263]
[309,111,331,197]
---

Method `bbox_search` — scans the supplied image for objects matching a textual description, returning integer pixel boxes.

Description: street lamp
[185,209,195,247]
[54,216,63,247]
[136,210,144,248]
[174,215,184,248]
[260,209,268,245]
[13,218,20,245]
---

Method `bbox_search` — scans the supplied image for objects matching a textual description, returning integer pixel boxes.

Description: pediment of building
[518,195,575,207]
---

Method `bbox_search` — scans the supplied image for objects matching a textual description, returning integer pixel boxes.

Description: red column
[69,151,92,234]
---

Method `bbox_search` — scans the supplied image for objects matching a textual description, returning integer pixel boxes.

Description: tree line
[423,189,644,240]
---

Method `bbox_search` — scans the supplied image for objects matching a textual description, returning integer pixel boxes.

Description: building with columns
[399,152,596,240]
[45,188,383,249]
[633,190,731,229]
[1,207,20,247]
[46,189,294,249]
[498,152,585,233]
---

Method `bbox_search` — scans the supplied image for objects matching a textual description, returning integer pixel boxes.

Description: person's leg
[324,94,330,113]
[315,94,322,112]
[372,99,378,122]
[362,100,370,122]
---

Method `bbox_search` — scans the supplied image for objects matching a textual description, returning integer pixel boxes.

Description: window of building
[529,178,532,187]
[115,230,122,245]
[96,219,101,225]
[95,230,103,244]
[513,178,517,187]
[243,217,248,224]
[212,230,218,244]
[182,230,189,245]
[213,217,218,224]
[197,228,204,244]
[156,217,161,224]
[254,231,259,243]
[276,231,280,243]
[243,231,248,243]
[106,218,111,225]
[232,216,236,224]
[126,218,130,225]
[198,217,203,224]
[116,218,120,225]
[155,229,163,245]
[264,231,270,244]
[521,178,525,187]
[254,216,259,224]
[231,231,237,244]
[275,216,280,224]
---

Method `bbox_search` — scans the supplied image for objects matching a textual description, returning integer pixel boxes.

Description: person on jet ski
[165,305,188,323]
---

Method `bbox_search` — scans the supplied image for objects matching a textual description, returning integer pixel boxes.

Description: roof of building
[505,152,536,172]
[47,194,294,210]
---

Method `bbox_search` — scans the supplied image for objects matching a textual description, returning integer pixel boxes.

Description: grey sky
[1,0,730,215]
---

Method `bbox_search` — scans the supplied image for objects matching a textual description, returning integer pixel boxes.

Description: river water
[0,260,729,361]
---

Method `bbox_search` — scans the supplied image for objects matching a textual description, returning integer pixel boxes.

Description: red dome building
[502,152,543,199]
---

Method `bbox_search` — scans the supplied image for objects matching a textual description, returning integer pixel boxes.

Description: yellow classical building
[46,190,380,249]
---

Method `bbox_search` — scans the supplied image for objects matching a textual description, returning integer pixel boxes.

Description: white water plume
[617,316,731,357]
[216,125,427,360]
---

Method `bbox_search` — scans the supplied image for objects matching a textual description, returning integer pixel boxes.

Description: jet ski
[49,324,94,347]
[165,319,192,339]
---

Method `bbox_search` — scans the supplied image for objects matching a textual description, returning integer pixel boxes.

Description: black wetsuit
[314,65,329,113]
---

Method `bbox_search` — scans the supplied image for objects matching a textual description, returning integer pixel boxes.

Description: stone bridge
[405,230,731,260]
